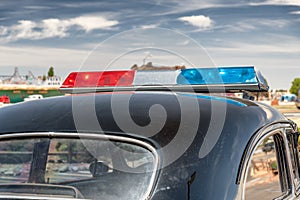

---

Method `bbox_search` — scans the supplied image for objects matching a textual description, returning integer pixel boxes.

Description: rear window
[0,133,158,199]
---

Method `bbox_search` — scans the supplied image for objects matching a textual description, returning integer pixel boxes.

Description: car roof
[0,91,287,143]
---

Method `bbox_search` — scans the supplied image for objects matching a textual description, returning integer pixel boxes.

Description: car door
[238,123,297,200]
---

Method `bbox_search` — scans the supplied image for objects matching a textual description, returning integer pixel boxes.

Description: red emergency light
[61,70,135,88]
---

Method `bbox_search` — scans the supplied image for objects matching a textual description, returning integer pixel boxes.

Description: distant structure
[9,67,26,84]
[26,70,37,85]
[0,67,30,84]
[131,62,186,71]
[44,76,63,86]
[0,67,62,86]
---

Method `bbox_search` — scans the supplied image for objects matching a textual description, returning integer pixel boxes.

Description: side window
[244,134,289,199]
[0,135,158,200]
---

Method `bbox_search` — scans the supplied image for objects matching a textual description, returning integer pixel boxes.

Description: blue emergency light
[177,67,257,85]
[60,66,268,93]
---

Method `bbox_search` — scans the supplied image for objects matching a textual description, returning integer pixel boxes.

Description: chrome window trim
[282,128,296,197]
[0,195,86,200]
[287,127,300,197]
[0,132,161,200]
[238,123,294,200]
[273,127,299,198]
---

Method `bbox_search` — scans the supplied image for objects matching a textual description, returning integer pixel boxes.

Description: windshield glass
[0,134,158,199]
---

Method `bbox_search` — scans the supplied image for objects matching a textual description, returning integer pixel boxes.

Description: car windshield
[0,134,158,199]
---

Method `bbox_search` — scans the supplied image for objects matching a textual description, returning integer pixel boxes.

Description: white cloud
[222,22,256,32]
[140,24,160,29]
[177,40,191,46]
[250,0,300,6]
[0,15,119,42]
[217,19,290,33]
[70,16,118,32]
[256,19,290,28]
[178,15,214,30]
[207,34,300,54]
[11,20,39,40]
[0,26,8,35]
[290,11,300,14]
[24,5,51,10]
[152,0,245,16]
[41,18,70,38]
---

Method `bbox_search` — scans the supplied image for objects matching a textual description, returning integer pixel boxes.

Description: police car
[0,66,298,200]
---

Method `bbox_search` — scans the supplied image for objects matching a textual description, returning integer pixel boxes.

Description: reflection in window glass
[0,136,157,200]
[46,139,95,184]
[0,139,34,183]
[245,136,282,200]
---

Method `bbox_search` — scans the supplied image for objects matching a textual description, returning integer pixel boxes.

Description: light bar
[60,66,269,94]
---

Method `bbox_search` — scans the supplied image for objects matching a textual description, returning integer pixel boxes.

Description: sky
[0,0,299,89]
